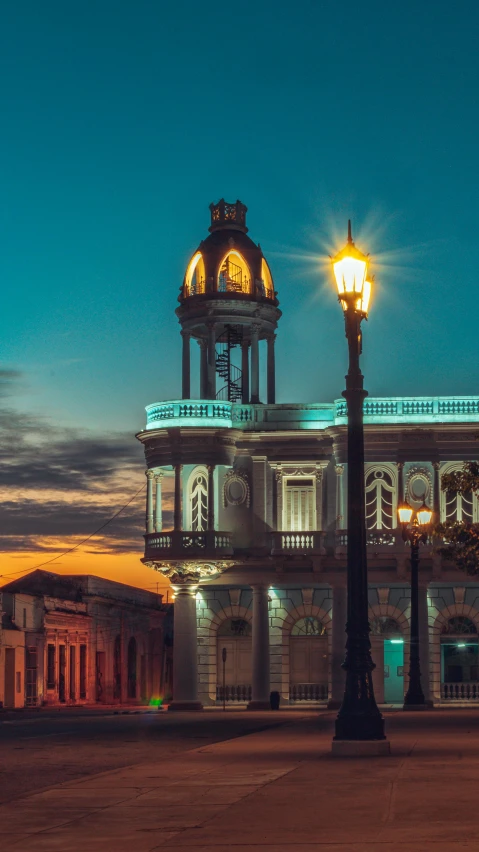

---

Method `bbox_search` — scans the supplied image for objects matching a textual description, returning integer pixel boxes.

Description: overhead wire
[0,483,146,580]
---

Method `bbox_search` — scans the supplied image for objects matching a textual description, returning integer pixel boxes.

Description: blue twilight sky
[1,0,479,573]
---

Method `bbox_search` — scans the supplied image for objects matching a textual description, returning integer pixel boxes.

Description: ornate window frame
[439,462,478,523]
[364,464,397,530]
[186,465,209,531]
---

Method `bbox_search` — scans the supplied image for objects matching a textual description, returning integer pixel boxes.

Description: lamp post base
[332,739,391,757]
[403,703,428,711]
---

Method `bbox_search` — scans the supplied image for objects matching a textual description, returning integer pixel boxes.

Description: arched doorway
[113,635,122,701]
[370,616,404,704]
[127,637,137,699]
[441,617,479,700]
[216,618,252,704]
[289,617,328,702]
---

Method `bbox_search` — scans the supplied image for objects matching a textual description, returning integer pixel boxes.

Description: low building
[0,570,170,708]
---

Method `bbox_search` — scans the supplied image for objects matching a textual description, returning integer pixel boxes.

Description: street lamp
[398,498,432,709]
[331,222,387,751]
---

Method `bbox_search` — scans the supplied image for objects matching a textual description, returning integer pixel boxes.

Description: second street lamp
[331,222,388,753]
[398,499,432,710]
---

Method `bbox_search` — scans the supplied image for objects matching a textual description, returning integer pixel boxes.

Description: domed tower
[177,199,281,404]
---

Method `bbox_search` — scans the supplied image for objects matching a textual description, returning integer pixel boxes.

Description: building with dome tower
[137,199,479,711]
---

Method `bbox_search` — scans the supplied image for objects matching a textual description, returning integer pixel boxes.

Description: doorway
[217,618,252,703]
[384,639,404,703]
[289,617,328,701]
[4,648,15,708]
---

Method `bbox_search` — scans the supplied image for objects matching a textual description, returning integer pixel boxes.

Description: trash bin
[270,690,280,710]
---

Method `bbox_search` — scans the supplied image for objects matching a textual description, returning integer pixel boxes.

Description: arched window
[370,616,402,637]
[127,637,137,699]
[291,617,327,637]
[217,251,251,295]
[184,252,206,297]
[259,258,274,300]
[218,618,252,637]
[188,467,208,531]
[442,617,477,635]
[365,467,396,530]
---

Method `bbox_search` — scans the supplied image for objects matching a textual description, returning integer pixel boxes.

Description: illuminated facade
[138,200,479,709]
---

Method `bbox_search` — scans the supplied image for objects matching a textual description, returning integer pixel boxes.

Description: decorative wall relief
[223,468,250,508]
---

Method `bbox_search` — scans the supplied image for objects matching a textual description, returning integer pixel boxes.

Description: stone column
[207,465,215,531]
[146,470,155,534]
[418,584,432,704]
[335,465,344,529]
[267,334,276,404]
[174,464,183,531]
[198,339,208,398]
[154,473,163,532]
[328,584,347,707]
[168,585,202,711]
[275,468,283,530]
[315,468,323,530]
[247,585,271,710]
[241,339,249,403]
[251,325,260,404]
[433,462,440,521]
[207,323,216,399]
[181,330,190,399]
[397,461,404,503]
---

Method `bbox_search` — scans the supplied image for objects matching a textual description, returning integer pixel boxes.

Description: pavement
[2,708,479,851]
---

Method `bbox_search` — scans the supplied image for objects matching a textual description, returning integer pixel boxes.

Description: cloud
[0,367,174,556]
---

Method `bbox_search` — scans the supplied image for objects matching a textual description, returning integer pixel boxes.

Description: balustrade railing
[335,530,397,548]
[442,682,479,701]
[144,530,233,557]
[289,683,328,702]
[216,684,252,703]
[271,531,324,555]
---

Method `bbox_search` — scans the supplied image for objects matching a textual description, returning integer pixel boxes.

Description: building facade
[0,570,170,708]
[138,199,479,709]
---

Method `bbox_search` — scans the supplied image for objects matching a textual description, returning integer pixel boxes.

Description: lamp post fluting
[398,500,432,710]
[331,222,386,747]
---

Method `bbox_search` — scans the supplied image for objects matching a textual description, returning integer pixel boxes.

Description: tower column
[207,465,215,531]
[247,585,271,710]
[207,323,216,400]
[199,339,208,398]
[251,325,260,404]
[241,339,250,403]
[146,470,154,534]
[174,464,183,531]
[328,583,347,707]
[168,584,202,711]
[154,473,163,532]
[181,330,191,399]
[267,334,276,404]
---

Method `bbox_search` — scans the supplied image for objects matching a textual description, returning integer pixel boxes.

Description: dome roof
[180,199,277,305]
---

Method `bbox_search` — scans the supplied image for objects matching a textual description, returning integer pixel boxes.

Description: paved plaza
[1,708,478,850]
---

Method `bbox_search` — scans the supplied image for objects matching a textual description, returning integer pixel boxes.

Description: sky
[1,0,478,590]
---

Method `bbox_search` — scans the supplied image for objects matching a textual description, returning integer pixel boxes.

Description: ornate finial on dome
[209,199,248,233]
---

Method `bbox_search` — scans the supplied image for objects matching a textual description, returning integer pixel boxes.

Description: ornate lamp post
[398,499,432,710]
[331,222,388,753]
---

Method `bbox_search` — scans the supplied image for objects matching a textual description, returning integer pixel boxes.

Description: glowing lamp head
[417,501,433,527]
[398,500,413,525]
[332,220,370,314]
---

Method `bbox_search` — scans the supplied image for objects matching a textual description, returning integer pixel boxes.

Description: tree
[436,461,479,574]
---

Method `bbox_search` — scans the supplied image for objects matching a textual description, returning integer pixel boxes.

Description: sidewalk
[3,709,479,851]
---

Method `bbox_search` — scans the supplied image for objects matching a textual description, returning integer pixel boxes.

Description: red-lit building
[0,570,171,709]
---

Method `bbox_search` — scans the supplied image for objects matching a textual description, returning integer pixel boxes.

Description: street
[0,707,291,804]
